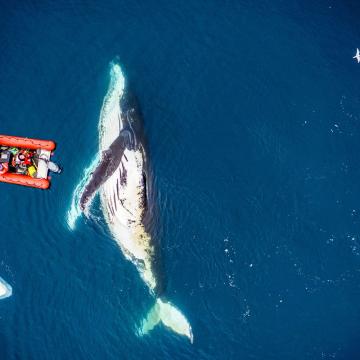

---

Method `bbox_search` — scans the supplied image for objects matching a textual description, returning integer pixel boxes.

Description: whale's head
[99,61,145,152]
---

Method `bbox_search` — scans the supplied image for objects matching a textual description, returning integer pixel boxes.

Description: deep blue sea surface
[1,1,360,359]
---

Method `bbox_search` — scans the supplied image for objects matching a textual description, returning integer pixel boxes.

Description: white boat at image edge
[0,277,12,300]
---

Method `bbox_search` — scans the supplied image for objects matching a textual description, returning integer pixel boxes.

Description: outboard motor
[48,161,62,174]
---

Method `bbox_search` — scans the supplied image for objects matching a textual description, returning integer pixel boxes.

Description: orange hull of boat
[0,173,49,189]
[0,134,56,151]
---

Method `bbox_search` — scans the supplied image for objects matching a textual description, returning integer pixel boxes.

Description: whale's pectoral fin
[139,298,193,343]
[79,131,131,211]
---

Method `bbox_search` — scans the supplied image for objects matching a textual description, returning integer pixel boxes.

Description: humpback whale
[67,62,193,342]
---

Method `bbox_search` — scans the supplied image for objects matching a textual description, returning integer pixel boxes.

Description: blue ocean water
[1,1,360,359]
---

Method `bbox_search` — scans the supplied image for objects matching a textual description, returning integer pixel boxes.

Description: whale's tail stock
[139,298,193,343]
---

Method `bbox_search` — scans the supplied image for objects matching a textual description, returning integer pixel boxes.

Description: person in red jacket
[18,150,33,166]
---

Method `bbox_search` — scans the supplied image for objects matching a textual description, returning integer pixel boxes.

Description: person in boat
[20,151,33,166]
[8,149,33,174]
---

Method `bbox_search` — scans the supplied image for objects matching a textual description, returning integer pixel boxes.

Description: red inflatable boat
[0,134,57,189]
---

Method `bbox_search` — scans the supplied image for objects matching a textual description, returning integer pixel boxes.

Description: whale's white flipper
[66,153,100,230]
[66,61,125,231]
[140,299,193,343]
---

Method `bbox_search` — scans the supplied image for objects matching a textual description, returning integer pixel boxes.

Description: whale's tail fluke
[139,298,193,343]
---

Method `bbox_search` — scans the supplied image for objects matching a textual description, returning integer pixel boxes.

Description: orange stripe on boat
[0,134,56,151]
[0,173,49,189]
